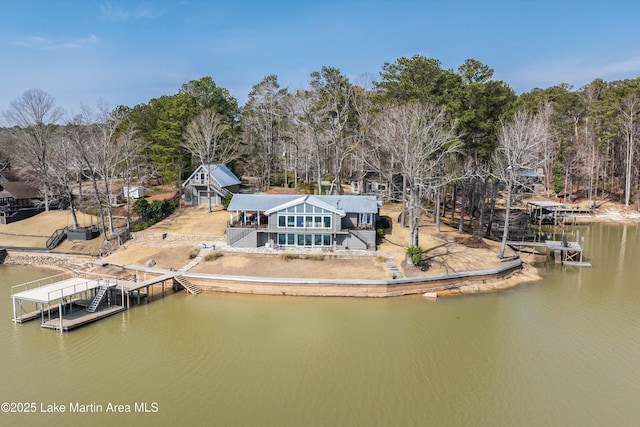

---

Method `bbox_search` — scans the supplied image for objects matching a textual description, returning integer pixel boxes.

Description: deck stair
[87,282,109,313]
[174,276,202,295]
[46,227,68,250]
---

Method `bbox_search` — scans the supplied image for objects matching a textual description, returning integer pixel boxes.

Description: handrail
[46,226,69,249]
[349,229,370,247]
[10,272,74,295]
[228,227,255,246]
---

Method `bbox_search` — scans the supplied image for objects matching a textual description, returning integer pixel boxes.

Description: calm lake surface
[1,223,640,426]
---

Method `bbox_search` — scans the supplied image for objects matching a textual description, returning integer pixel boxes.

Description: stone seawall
[176,259,525,298]
[2,251,95,273]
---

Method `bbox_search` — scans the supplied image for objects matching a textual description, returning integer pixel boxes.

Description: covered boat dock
[10,272,192,332]
[526,201,593,225]
[11,275,127,331]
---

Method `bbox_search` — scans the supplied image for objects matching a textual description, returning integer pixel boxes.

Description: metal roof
[183,164,241,188]
[526,201,566,208]
[11,277,110,304]
[264,195,346,217]
[227,194,380,214]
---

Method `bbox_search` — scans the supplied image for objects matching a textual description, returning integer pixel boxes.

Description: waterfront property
[0,170,47,224]
[226,194,381,250]
[182,164,241,206]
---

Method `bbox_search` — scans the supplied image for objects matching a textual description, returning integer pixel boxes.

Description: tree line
[1,55,639,254]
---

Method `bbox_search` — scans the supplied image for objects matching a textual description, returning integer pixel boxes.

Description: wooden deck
[508,239,590,267]
[12,272,181,332]
[41,305,126,331]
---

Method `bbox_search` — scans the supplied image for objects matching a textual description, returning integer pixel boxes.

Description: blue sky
[1,0,639,115]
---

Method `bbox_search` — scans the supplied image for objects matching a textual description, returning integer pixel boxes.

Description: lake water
[1,223,640,426]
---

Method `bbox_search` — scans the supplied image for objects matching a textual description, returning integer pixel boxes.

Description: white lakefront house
[226,194,381,250]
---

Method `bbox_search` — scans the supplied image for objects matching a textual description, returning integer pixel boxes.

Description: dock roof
[526,201,566,208]
[12,277,111,304]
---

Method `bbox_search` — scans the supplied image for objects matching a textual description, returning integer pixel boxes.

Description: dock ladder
[174,276,202,295]
[87,281,109,312]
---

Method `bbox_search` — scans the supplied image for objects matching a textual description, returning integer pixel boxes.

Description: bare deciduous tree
[2,89,63,210]
[181,108,236,212]
[493,109,549,258]
[373,102,461,255]
[619,94,640,207]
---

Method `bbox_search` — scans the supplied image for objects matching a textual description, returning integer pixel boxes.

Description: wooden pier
[10,271,200,332]
[508,234,591,267]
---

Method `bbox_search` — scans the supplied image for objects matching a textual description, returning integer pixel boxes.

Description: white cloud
[99,1,129,21]
[11,34,98,51]
[99,1,164,21]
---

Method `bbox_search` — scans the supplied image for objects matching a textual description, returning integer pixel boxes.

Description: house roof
[0,181,40,199]
[227,194,380,214]
[0,170,23,182]
[183,164,241,188]
[264,195,346,217]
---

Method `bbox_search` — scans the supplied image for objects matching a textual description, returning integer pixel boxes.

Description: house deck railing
[228,221,268,229]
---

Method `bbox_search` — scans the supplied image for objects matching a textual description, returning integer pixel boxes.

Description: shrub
[188,247,200,259]
[222,193,233,210]
[203,251,223,262]
[406,245,423,265]
[132,198,178,231]
[306,254,325,261]
[376,216,392,230]
[280,253,299,261]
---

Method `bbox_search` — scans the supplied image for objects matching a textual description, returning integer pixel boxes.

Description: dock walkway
[508,239,591,267]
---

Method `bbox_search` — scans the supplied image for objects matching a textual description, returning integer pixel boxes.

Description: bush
[306,254,325,261]
[376,216,392,230]
[222,193,233,210]
[203,251,223,262]
[188,247,200,259]
[280,253,299,261]
[132,198,178,231]
[406,246,423,265]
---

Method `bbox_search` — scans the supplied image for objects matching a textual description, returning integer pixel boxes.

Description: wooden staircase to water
[174,276,202,295]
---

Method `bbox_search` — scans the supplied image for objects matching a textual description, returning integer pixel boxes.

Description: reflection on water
[1,223,640,426]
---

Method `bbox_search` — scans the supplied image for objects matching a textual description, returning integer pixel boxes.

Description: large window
[276,203,336,229]
[277,233,332,247]
[277,214,332,229]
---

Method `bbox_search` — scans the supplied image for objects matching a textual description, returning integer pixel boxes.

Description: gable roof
[264,195,345,217]
[183,164,241,188]
[227,194,380,214]
[0,181,40,199]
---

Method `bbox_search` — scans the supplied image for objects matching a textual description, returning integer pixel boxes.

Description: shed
[123,186,145,199]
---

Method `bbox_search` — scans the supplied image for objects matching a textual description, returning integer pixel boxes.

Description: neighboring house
[0,170,43,224]
[349,171,403,202]
[182,164,241,206]
[226,194,381,250]
[514,167,545,194]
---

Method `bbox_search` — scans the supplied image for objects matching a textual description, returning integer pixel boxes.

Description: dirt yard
[96,201,517,280]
